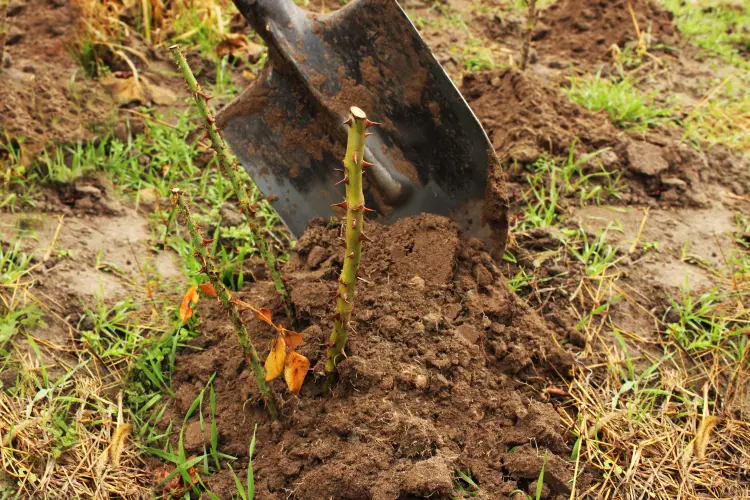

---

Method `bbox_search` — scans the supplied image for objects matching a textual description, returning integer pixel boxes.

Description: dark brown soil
[535,0,677,64]
[167,214,583,499]
[462,67,616,165]
[461,66,750,209]
[0,0,115,156]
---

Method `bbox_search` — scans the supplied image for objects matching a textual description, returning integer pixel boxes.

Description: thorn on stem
[365,119,381,129]
[359,232,372,243]
[352,152,359,164]
[331,200,348,209]
[343,117,353,126]
[362,160,375,168]
[335,176,349,186]
[346,251,355,259]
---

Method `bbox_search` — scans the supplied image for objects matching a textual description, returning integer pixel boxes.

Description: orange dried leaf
[280,328,304,350]
[255,307,275,328]
[179,285,199,323]
[199,283,218,297]
[264,337,286,381]
[284,351,310,395]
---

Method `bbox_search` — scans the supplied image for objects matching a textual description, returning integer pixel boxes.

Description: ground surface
[1,0,748,499]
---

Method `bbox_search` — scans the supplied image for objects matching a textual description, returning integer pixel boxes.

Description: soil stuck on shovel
[166,214,581,499]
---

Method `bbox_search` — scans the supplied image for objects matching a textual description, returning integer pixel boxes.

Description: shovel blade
[217,0,507,250]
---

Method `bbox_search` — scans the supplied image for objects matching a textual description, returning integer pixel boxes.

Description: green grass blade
[247,423,258,500]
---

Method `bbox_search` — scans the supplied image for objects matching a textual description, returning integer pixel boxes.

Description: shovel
[216,0,508,254]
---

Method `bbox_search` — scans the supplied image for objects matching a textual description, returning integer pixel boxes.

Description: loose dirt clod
[168,214,577,498]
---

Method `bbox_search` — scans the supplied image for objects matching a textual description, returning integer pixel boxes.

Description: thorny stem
[520,0,537,71]
[168,44,296,327]
[172,189,278,420]
[0,0,9,69]
[324,106,374,386]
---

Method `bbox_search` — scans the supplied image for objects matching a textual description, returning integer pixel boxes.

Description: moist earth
[166,215,582,499]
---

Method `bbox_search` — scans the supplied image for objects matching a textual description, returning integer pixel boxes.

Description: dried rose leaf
[284,351,310,395]
[198,283,218,297]
[280,328,304,350]
[254,307,275,328]
[264,337,286,381]
[179,285,199,323]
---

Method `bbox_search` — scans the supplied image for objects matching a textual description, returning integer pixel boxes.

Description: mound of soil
[535,0,677,63]
[461,67,749,208]
[462,67,616,165]
[167,214,581,499]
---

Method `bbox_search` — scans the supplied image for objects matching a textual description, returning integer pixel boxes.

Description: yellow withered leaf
[264,338,286,381]
[284,351,310,396]
[179,285,199,323]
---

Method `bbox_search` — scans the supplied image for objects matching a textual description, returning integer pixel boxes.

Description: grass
[564,225,620,278]
[565,72,674,131]
[2,0,748,496]
[0,136,36,212]
[679,73,750,151]
[72,0,250,76]
[499,124,749,497]
[659,0,750,69]
[0,103,285,497]
[227,424,258,500]
[665,286,749,365]
[512,144,622,231]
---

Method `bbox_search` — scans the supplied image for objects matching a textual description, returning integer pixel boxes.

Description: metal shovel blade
[217,0,508,251]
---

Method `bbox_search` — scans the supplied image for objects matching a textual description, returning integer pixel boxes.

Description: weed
[214,55,240,99]
[513,145,621,231]
[641,240,660,253]
[515,160,560,230]
[0,303,45,345]
[565,72,673,131]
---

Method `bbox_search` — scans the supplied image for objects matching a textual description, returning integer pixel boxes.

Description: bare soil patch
[167,215,585,499]
[535,0,677,65]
